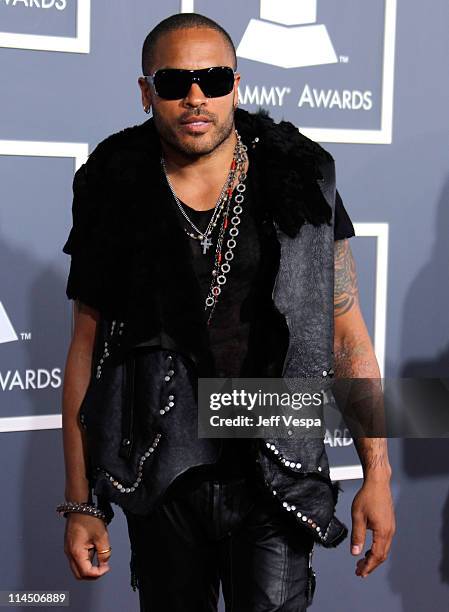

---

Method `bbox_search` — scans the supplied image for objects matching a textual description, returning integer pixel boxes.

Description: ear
[137,76,153,112]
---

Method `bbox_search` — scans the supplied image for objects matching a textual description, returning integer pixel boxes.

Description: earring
[144,105,151,114]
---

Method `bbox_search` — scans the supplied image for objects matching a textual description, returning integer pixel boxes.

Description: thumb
[351,511,366,555]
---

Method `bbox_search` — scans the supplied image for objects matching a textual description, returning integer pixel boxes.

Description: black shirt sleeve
[334,189,355,241]
[62,160,109,313]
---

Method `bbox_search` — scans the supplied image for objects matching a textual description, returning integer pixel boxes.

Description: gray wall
[0,1,448,610]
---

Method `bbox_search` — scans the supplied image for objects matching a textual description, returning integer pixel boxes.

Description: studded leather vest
[70,108,349,549]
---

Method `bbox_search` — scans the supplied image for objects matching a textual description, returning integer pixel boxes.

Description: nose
[182,82,208,107]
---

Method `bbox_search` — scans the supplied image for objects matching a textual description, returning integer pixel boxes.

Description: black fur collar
[92,108,333,371]
[233,107,333,236]
[99,106,333,237]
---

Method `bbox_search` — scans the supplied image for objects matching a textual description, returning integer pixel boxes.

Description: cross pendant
[200,235,213,254]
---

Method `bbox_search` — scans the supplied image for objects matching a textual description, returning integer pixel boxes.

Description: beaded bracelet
[56,501,110,525]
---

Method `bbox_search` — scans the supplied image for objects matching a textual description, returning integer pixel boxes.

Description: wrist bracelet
[56,501,110,525]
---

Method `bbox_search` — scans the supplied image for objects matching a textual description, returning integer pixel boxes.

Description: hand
[64,513,112,580]
[350,478,395,577]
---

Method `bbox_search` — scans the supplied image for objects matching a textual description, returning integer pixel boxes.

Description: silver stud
[160,409,165,415]
[168,395,174,400]
[164,375,170,381]
[322,370,328,377]
[296,462,301,469]
[318,466,322,471]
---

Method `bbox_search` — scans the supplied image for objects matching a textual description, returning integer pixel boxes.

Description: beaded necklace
[161,130,248,325]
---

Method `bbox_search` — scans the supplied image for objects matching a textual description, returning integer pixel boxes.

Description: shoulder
[80,120,156,184]
[91,120,151,157]
[236,107,334,167]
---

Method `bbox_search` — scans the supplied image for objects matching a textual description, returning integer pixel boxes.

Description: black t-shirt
[166,173,355,379]
[163,168,355,477]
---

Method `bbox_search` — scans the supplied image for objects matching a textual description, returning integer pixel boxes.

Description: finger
[94,536,112,568]
[350,511,367,555]
[68,557,82,580]
[356,529,390,577]
[72,547,109,578]
[356,549,377,577]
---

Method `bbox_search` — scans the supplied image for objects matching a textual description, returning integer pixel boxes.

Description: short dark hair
[141,12,237,75]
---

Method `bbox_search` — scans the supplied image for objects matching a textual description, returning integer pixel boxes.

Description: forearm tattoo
[334,239,359,317]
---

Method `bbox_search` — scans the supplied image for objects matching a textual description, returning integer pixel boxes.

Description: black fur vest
[68,108,348,550]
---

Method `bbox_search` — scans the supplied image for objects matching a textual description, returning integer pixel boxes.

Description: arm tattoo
[334,239,359,317]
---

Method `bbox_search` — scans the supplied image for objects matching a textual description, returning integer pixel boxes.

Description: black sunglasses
[144,66,236,100]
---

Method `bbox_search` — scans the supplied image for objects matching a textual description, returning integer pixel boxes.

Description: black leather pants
[124,464,316,612]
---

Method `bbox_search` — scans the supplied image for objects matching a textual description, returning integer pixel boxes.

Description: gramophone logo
[0,301,18,345]
[237,0,338,69]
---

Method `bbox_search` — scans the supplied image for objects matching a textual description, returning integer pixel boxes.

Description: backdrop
[0,1,448,610]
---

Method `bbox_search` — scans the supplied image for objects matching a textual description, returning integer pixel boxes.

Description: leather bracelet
[56,501,110,525]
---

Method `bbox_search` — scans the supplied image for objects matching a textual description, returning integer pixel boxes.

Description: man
[59,12,395,612]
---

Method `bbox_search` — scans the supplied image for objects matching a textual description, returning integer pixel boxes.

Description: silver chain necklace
[204,156,248,325]
[161,130,246,255]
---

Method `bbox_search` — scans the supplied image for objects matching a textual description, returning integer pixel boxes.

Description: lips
[180,116,211,125]
[180,117,212,133]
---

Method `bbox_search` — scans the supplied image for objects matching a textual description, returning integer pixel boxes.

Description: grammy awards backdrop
[1,1,449,610]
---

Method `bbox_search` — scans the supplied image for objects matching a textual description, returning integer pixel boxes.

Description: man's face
[138,28,240,157]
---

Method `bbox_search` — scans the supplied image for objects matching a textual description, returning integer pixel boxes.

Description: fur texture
[64,108,334,375]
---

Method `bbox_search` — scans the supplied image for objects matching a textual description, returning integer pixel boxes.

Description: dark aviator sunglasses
[144,66,236,100]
